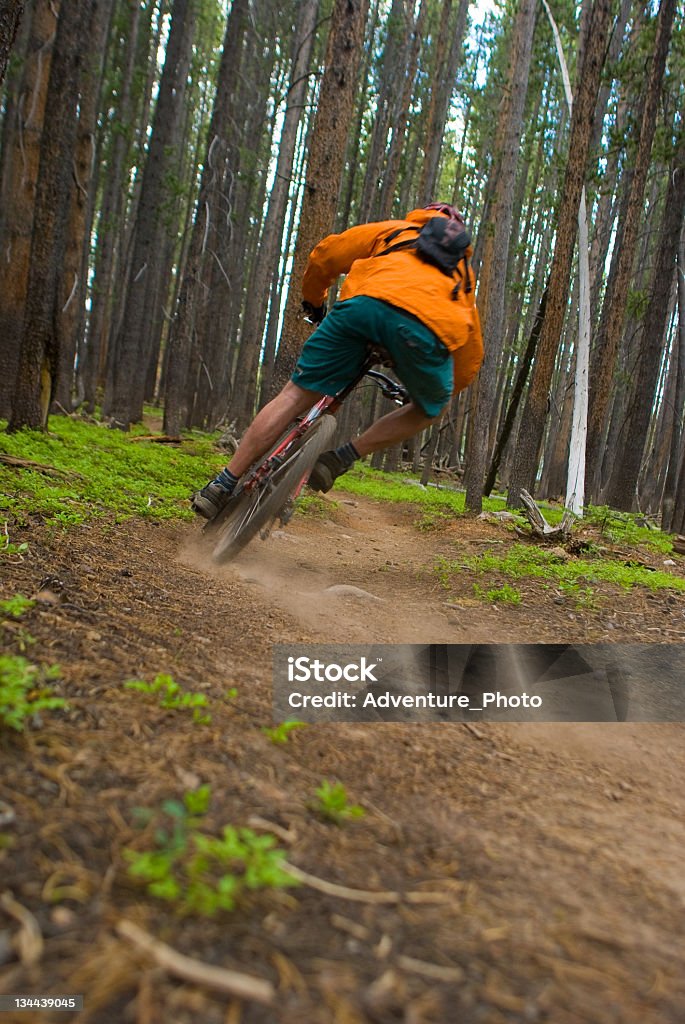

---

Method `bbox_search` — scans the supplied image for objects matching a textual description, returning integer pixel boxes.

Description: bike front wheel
[210,413,337,565]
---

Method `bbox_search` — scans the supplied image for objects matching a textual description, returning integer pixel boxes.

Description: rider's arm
[302,221,404,306]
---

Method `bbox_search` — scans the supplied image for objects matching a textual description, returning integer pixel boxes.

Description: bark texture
[605,128,685,511]
[108,0,195,428]
[464,0,537,513]
[585,0,677,498]
[506,0,613,507]
[8,0,89,430]
[0,0,57,419]
[270,0,368,398]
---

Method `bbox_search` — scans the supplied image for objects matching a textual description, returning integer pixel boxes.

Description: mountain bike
[203,346,408,564]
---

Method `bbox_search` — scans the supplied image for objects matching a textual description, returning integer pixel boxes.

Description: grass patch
[440,543,685,594]
[296,494,339,519]
[0,416,221,527]
[473,583,521,605]
[584,505,673,554]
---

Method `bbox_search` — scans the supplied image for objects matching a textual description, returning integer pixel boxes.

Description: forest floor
[1,470,685,1023]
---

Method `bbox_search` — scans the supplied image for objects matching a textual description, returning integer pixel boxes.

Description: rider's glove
[301,300,326,324]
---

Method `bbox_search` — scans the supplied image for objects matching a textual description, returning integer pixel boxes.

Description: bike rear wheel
[210,414,337,564]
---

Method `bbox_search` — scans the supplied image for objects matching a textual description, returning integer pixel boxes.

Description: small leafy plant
[0,532,29,559]
[312,780,365,824]
[473,583,521,605]
[125,673,211,725]
[124,787,297,916]
[0,655,66,732]
[0,595,35,619]
[262,720,307,745]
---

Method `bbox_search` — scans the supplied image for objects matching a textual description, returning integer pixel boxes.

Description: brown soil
[1,493,684,1024]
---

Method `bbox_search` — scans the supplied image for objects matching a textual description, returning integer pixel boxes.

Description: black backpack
[375,217,472,299]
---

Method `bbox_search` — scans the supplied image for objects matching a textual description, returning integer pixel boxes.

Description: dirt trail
[1,493,684,1024]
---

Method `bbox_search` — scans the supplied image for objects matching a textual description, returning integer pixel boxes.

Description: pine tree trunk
[8,1,89,431]
[81,0,142,412]
[661,234,685,533]
[604,128,684,510]
[357,0,406,221]
[270,0,368,398]
[485,286,548,496]
[464,0,537,513]
[585,0,677,498]
[163,0,249,435]
[417,0,468,205]
[0,0,57,420]
[506,0,613,507]
[195,7,278,430]
[378,0,426,219]
[239,0,320,411]
[53,0,113,411]
[107,0,195,429]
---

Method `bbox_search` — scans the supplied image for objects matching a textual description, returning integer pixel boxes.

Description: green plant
[584,505,673,554]
[296,494,339,519]
[473,583,521,605]
[0,530,29,559]
[438,543,685,594]
[312,780,365,824]
[125,673,211,725]
[0,655,66,732]
[124,788,297,916]
[0,595,35,619]
[558,580,598,609]
[0,416,222,527]
[262,720,307,745]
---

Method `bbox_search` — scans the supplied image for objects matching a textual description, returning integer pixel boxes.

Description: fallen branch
[283,863,401,904]
[1,891,43,966]
[462,723,487,741]
[128,435,182,445]
[396,954,464,983]
[282,864,458,906]
[115,920,274,1005]
[0,454,77,477]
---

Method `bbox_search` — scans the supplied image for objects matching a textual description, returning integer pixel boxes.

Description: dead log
[515,489,575,541]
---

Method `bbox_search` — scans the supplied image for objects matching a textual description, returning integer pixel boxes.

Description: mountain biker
[192,202,483,520]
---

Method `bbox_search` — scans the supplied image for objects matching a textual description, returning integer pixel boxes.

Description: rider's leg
[352,402,436,456]
[309,402,443,493]
[228,381,322,477]
[193,382,321,519]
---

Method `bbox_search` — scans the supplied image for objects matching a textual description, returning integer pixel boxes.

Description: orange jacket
[301,208,483,393]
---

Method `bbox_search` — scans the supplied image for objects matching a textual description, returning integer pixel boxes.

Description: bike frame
[236,350,407,501]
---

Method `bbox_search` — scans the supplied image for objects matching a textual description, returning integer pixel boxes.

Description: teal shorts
[291,296,453,417]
